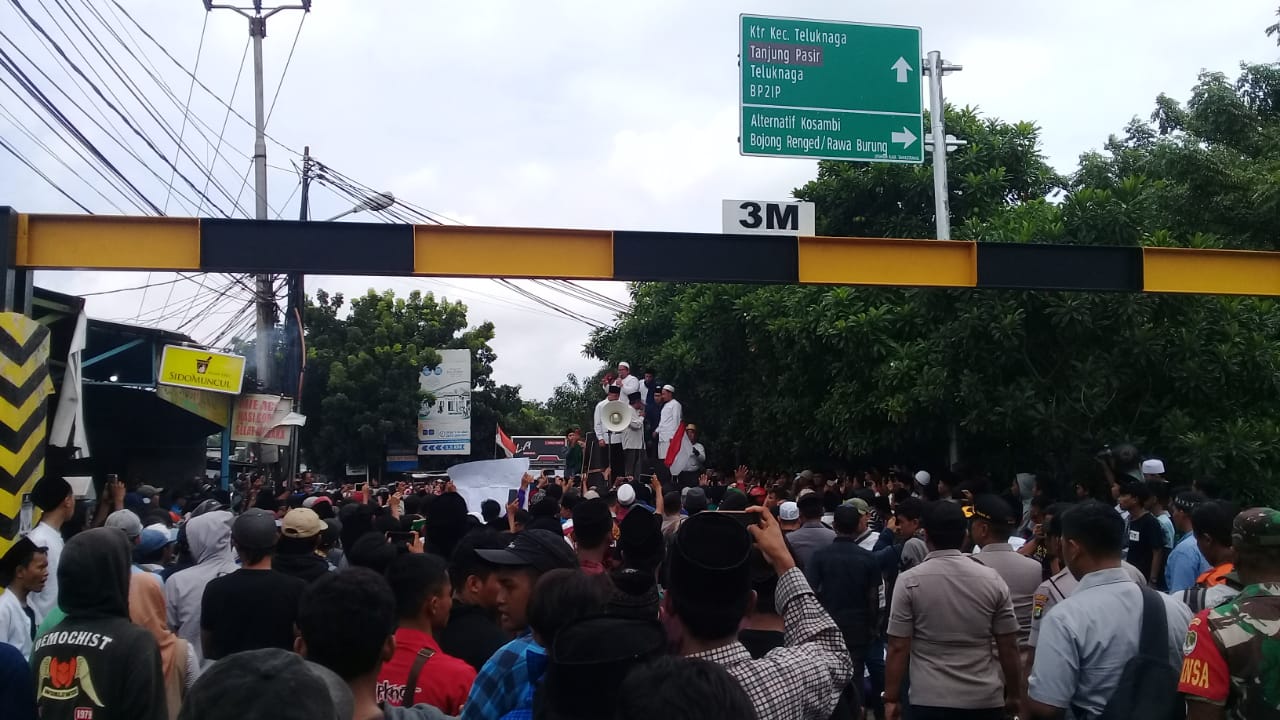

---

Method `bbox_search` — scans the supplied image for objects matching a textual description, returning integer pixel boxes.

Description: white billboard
[418,348,472,455]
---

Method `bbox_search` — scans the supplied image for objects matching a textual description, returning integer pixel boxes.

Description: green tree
[301,288,496,476]
[591,64,1280,502]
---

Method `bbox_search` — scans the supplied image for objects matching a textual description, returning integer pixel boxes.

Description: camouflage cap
[1231,507,1280,548]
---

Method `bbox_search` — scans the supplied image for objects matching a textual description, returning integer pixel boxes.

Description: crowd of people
[0,431,1277,719]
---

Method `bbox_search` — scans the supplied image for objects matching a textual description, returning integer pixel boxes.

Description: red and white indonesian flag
[496,424,517,458]
[664,423,695,475]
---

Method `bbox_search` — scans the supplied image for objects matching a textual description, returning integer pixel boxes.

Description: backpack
[1090,587,1185,720]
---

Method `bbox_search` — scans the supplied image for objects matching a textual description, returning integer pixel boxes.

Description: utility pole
[203,1,311,393]
[282,146,311,486]
[923,50,963,467]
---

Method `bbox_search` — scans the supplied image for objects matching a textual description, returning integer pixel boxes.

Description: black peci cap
[667,512,752,607]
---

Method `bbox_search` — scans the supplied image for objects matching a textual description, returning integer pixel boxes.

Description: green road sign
[739,14,924,163]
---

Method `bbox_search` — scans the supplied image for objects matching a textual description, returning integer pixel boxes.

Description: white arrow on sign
[891,127,917,148]
[891,56,913,83]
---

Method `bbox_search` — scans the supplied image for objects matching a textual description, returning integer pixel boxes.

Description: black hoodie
[272,549,331,584]
[31,527,167,720]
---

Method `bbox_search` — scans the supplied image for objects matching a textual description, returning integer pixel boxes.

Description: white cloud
[5,0,1279,399]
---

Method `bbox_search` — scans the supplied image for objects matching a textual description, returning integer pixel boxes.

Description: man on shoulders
[1027,501,1193,720]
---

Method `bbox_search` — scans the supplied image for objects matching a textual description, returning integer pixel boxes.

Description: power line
[76,276,186,297]
[163,11,207,214]
[201,37,251,216]
[6,0,232,215]
[265,13,304,127]
[103,0,302,156]
[0,46,162,213]
[0,103,128,212]
[0,135,91,212]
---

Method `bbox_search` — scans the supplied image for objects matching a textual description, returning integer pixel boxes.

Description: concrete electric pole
[203,1,311,392]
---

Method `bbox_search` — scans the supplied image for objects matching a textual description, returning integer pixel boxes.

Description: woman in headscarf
[130,575,199,719]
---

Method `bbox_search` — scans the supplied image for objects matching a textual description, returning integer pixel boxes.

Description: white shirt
[594,399,623,445]
[687,441,706,472]
[618,374,641,399]
[0,587,37,659]
[658,399,683,442]
[622,406,646,450]
[25,522,63,619]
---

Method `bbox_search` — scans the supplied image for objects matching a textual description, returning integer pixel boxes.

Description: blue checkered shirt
[459,632,542,720]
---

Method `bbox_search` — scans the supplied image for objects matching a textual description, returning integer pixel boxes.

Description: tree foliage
[300,288,553,476]
[590,62,1280,502]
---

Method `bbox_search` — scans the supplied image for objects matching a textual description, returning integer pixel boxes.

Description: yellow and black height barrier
[3,208,1278,295]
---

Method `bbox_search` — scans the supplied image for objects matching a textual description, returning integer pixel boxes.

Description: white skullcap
[914,471,932,486]
[617,483,636,506]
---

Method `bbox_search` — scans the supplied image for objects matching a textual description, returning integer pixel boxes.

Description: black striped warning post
[0,312,54,553]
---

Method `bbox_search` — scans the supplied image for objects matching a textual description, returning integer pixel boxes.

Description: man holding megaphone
[593,384,627,480]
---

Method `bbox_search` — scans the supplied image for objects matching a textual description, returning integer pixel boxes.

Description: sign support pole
[221,403,232,491]
[924,50,962,241]
[924,50,963,467]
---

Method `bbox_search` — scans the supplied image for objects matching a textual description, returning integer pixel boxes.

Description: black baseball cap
[476,529,578,573]
[971,494,1017,527]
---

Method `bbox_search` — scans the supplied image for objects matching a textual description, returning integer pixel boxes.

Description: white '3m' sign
[722,200,816,236]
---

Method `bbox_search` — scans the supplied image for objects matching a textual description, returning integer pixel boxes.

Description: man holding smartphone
[667,508,853,719]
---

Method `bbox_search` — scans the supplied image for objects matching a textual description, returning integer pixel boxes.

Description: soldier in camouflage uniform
[1179,507,1280,720]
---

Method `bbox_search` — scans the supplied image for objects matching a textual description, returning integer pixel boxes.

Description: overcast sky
[2,1,1277,399]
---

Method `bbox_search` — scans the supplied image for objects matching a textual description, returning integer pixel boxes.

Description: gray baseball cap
[230,508,279,551]
[105,509,143,541]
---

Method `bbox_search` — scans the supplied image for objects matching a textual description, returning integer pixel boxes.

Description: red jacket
[375,628,477,715]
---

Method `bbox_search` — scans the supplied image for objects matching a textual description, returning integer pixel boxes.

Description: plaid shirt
[459,632,543,720]
[689,567,853,720]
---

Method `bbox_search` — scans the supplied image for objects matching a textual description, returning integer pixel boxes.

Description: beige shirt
[888,549,1019,709]
[973,543,1045,649]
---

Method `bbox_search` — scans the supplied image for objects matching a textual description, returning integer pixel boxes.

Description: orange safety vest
[1196,562,1234,587]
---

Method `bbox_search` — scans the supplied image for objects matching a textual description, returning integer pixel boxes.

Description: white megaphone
[601,399,631,433]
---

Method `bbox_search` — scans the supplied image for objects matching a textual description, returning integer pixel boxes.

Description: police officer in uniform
[1179,507,1280,720]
